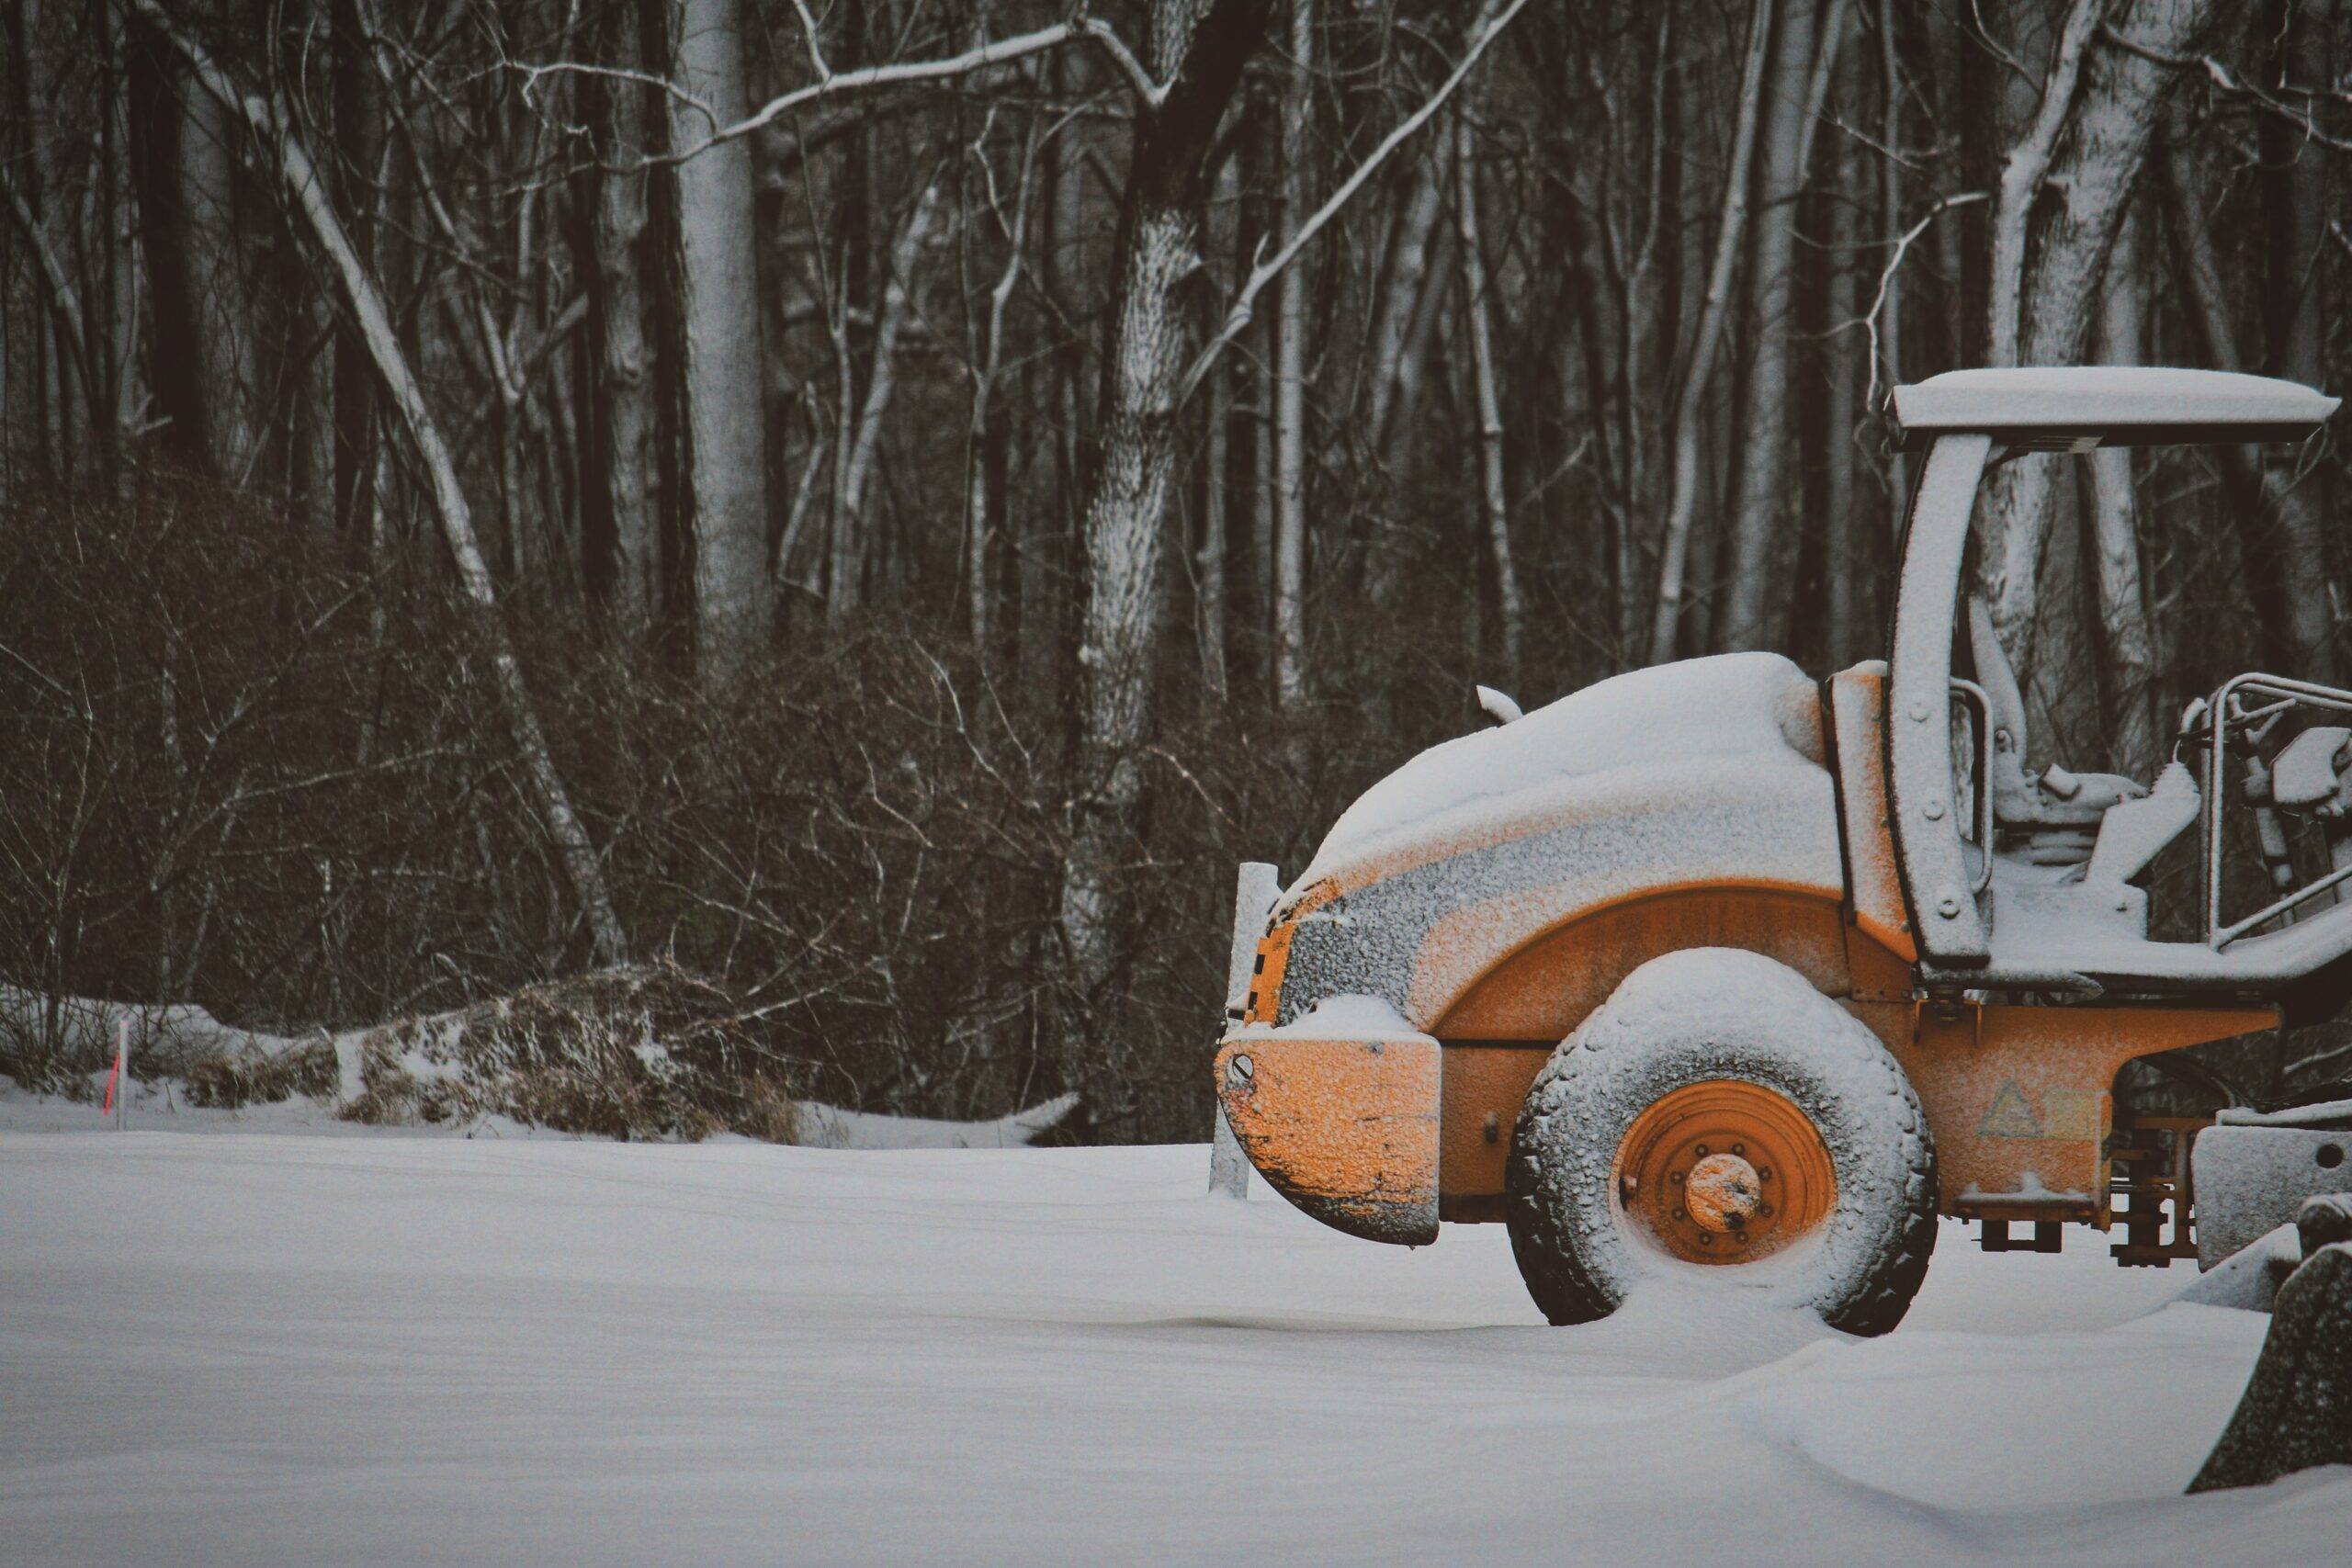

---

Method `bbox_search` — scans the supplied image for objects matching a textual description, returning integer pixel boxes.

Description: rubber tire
[1506,948,1937,1337]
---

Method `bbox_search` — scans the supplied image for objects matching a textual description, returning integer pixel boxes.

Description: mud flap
[1214,1035,1441,1246]
[2193,1119,2352,1269]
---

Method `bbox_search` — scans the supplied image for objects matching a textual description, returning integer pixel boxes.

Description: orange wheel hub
[1611,1080,1836,1265]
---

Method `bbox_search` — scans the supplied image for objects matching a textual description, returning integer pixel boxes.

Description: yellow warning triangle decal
[1977,1078,2044,1139]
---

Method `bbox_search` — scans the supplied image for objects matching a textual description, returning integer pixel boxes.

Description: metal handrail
[2202,671,2352,948]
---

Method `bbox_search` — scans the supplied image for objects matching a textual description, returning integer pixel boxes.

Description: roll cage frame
[1882,368,2352,997]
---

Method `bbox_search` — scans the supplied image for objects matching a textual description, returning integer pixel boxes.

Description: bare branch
[1079,18,1165,107]
[1846,190,1990,409]
[1178,0,1531,404]
[653,18,1148,166]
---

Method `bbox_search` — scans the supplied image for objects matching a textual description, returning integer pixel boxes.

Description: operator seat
[1964,595,2147,866]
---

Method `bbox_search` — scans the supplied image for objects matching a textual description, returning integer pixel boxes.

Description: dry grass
[337,960,785,1140]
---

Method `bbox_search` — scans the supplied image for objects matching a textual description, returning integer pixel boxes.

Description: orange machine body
[1214,661,2272,1247]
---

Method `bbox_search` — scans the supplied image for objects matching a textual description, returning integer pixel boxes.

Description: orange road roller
[1215,367,2352,1333]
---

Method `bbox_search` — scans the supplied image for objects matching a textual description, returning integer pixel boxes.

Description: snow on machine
[1214,367,2352,1333]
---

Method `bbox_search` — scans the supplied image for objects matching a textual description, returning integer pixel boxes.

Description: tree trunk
[1873,0,1909,507]
[666,0,772,681]
[2262,0,2337,685]
[1454,113,1521,684]
[835,183,939,635]
[1718,0,1820,653]
[1363,152,1443,445]
[1978,0,2218,686]
[329,0,381,558]
[1825,32,1865,667]
[129,6,260,484]
[2161,130,2310,678]
[1058,0,1274,1129]
[1272,0,1312,734]
[585,0,659,633]
[1197,350,1231,698]
[966,143,1029,655]
[2085,203,2158,776]
[1648,0,1772,665]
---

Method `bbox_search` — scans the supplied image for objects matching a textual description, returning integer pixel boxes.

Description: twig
[1177,0,1532,404]
[1847,190,1989,408]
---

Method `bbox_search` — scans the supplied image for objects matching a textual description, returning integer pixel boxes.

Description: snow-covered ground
[3,1127,2346,1566]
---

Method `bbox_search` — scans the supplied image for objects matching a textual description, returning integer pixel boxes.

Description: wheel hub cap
[1684,1152,1763,1233]
[1611,1079,1837,1265]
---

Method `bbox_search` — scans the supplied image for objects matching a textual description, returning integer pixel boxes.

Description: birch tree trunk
[1977,0,2217,687]
[966,145,1029,654]
[1718,0,1820,653]
[1363,174,1451,616]
[1197,352,1231,698]
[1647,0,1771,665]
[1454,113,1521,684]
[1875,0,1907,505]
[1824,35,1864,667]
[1363,152,1443,445]
[834,184,938,636]
[2086,202,2159,776]
[1272,0,1312,728]
[667,0,772,681]
[1058,0,1274,1126]
[329,0,380,556]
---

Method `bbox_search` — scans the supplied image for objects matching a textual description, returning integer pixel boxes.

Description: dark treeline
[5,0,2350,1138]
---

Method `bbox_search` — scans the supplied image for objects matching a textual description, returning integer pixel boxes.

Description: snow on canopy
[1293,652,1826,895]
[1892,367,2337,443]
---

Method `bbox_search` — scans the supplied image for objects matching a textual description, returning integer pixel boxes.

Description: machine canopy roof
[1890,367,2337,452]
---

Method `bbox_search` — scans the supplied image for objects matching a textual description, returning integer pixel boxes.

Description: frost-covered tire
[1505,948,1936,1337]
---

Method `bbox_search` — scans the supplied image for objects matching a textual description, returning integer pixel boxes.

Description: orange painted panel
[1431,886,1852,1042]
[1216,1034,1440,1245]
[1430,887,1852,1217]
[1879,1003,2275,1220]
[1438,1044,1549,1213]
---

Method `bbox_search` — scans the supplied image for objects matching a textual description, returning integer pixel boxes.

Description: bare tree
[1058,0,1275,1124]
[1719,0,1826,653]
[2262,0,2337,684]
[583,0,660,631]
[1272,0,1311,730]
[1454,111,1521,683]
[1977,0,2219,682]
[667,0,773,682]
[2086,202,2159,775]
[128,0,628,966]
[1648,0,1773,664]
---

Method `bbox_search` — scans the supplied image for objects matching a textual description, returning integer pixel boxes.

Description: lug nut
[1675,1206,1688,1222]
[1670,1170,1685,1186]
[1732,1143,1746,1156]
[1695,1144,1710,1157]
[1758,1167,1772,1181]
